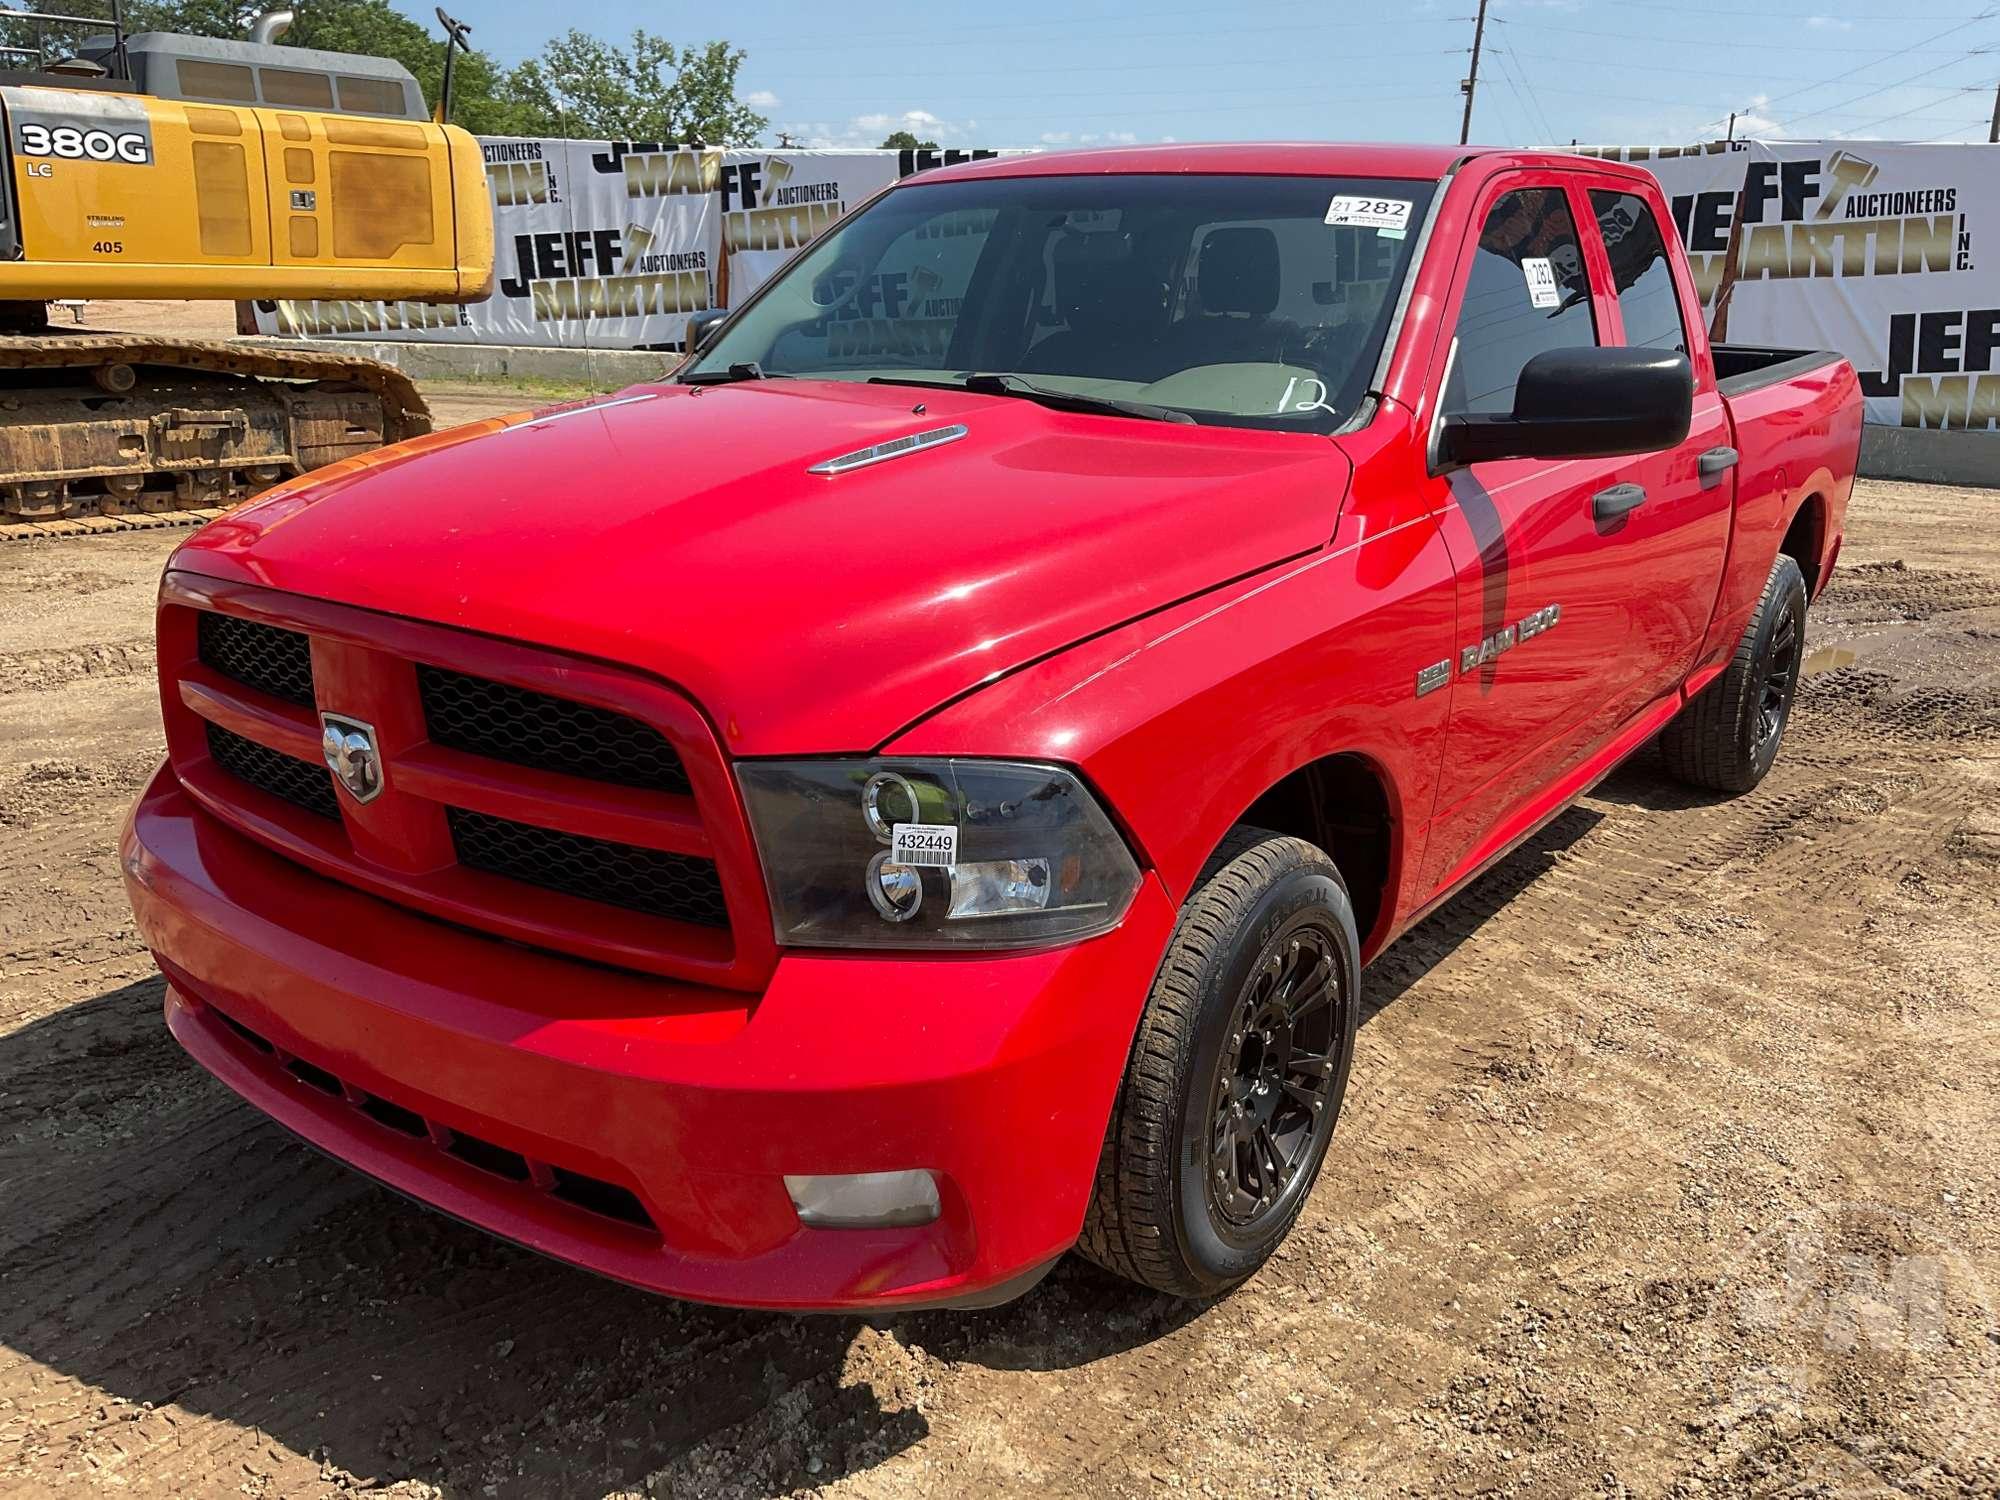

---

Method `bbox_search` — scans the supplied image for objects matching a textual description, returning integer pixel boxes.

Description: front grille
[171,592,754,981]
[198,612,316,707]
[447,806,728,927]
[417,665,691,794]
[210,1003,656,1234]
[205,722,340,819]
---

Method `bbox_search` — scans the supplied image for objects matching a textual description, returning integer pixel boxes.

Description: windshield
[686,173,1437,432]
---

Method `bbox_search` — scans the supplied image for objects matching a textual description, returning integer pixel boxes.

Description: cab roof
[913,142,1654,185]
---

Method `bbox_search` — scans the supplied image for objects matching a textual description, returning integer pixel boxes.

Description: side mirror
[685,307,729,354]
[1440,347,1693,467]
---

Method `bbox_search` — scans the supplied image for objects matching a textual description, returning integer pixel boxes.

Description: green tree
[879,130,939,150]
[507,30,766,144]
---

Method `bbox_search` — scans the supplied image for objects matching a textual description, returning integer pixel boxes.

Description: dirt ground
[1,466,1996,1498]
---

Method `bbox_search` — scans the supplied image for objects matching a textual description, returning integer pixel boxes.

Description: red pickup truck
[122,144,1860,1310]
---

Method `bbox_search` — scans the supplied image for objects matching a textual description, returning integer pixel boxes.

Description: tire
[1079,827,1360,1298]
[1659,553,1808,794]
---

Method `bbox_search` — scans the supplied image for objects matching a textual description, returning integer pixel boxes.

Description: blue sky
[443,0,1999,148]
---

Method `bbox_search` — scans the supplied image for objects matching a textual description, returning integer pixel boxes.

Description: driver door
[1418,178,1652,895]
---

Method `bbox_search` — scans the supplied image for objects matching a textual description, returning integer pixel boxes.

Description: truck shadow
[0,976,1189,1496]
[1362,801,1604,1017]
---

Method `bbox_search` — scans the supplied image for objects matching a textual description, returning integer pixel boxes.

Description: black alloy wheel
[1207,929,1343,1234]
[1659,552,1810,794]
[1754,591,1802,754]
[1079,828,1361,1298]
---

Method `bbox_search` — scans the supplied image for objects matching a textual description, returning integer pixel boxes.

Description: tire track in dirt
[0,638,155,698]
[2,482,1997,1497]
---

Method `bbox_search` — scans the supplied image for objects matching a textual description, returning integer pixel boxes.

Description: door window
[1590,190,1688,355]
[1445,188,1596,415]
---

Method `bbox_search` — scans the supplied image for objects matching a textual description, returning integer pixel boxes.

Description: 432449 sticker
[891,822,959,868]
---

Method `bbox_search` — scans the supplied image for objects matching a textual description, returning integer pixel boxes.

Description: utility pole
[1989,77,1998,143]
[1459,0,1489,146]
[1726,111,1736,145]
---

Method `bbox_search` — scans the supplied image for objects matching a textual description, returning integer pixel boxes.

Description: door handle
[1591,482,1647,524]
[1699,445,1739,487]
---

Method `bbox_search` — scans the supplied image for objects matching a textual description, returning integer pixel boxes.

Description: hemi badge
[1415,660,1451,697]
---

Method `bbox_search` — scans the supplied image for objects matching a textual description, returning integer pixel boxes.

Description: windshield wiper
[869,372,1195,424]
[965,372,1195,423]
[683,361,772,386]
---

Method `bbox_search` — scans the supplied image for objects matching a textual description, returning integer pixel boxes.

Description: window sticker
[1324,195,1411,234]
[1522,256,1562,310]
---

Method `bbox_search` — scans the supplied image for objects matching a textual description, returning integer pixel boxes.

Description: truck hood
[172,379,1349,753]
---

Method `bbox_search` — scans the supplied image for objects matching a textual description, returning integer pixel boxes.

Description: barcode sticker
[891,822,959,867]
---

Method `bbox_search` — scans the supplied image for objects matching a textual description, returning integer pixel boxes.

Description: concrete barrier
[1859,426,2000,489]
[238,337,680,388]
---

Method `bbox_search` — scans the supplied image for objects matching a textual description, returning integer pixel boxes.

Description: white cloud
[1572,89,1793,150]
[1807,15,1854,29]
[778,108,981,149]
[743,89,781,108]
[1037,128,1140,147]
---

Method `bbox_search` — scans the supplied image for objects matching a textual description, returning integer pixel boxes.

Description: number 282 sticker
[1324,195,1411,234]
[891,822,959,868]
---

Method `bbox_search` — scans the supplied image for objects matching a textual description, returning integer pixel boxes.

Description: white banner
[252,142,1010,352]
[1589,140,2000,428]
[255,137,717,350]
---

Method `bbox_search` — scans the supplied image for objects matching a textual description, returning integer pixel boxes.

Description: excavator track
[0,336,430,539]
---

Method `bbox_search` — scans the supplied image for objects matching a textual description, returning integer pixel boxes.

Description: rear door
[1581,179,1736,704]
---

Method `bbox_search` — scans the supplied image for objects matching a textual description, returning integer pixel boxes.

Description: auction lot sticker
[891,822,958,868]
[1324,195,1411,233]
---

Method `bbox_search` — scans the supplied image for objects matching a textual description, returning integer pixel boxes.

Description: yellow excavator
[0,7,492,531]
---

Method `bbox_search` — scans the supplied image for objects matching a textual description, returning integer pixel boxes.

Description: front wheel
[1078,828,1360,1298]
[1659,553,1808,794]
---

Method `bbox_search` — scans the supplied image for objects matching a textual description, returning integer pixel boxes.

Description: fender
[889,478,1459,946]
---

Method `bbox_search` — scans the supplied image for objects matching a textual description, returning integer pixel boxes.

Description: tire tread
[1078,828,1338,1296]
[1659,554,1806,793]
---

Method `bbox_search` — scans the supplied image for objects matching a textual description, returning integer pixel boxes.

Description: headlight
[736,758,1141,949]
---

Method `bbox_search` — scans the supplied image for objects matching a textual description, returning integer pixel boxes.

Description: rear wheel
[1079,828,1359,1298]
[1659,553,1807,793]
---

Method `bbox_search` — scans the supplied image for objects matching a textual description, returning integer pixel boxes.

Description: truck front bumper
[121,763,1173,1311]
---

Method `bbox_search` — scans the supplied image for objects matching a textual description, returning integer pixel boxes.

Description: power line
[755,47,1466,88]
[1688,10,1997,135]
[1763,48,1997,131]
[742,12,1461,56]
[1602,0,1992,16]
[1840,83,1999,133]
[1491,46,1989,90]
[1490,44,1557,146]
[1492,13,1993,53]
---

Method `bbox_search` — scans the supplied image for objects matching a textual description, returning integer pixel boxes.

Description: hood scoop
[807,423,969,475]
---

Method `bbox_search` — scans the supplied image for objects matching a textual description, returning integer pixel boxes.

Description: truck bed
[1712,344,1846,397]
